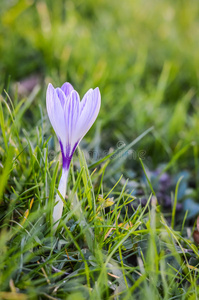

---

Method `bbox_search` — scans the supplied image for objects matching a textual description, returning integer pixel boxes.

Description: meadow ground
[1,0,199,299]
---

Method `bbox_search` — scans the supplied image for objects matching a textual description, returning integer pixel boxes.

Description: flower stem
[53,167,69,230]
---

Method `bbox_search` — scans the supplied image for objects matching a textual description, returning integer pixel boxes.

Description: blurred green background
[2,2,199,297]
[1,0,199,167]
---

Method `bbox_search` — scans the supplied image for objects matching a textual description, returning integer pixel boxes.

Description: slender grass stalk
[171,176,183,229]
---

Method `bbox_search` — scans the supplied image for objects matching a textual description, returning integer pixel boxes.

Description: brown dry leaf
[187,264,199,272]
[118,221,133,230]
[107,272,120,279]
[193,230,199,245]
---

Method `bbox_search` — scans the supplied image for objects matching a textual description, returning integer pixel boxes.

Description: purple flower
[46,82,101,229]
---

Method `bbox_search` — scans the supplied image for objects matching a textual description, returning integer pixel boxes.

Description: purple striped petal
[79,89,93,115]
[64,90,80,154]
[61,82,74,98]
[46,83,67,150]
[55,88,67,108]
[75,87,101,143]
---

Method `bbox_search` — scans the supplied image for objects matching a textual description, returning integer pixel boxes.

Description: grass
[1,0,199,299]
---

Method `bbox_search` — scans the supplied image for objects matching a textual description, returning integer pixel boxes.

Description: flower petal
[74,87,101,142]
[55,88,68,108]
[64,90,80,154]
[61,82,74,98]
[79,88,93,115]
[46,83,67,149]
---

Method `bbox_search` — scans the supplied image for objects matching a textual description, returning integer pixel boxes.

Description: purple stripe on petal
[61,82,74,98]
[66,90,80,143]
[55,88,67,108]
[59,140,79,170]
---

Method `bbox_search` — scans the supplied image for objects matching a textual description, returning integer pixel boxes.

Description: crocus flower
[46,82,101,229]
